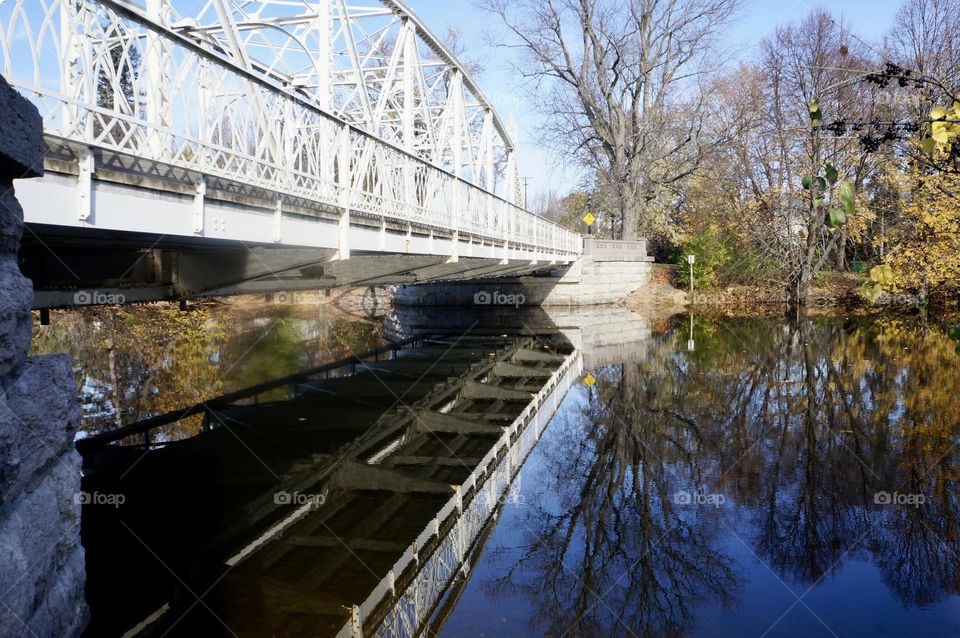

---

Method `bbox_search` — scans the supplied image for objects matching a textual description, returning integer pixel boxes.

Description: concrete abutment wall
[395,237,654,307]
[0,74,87,637]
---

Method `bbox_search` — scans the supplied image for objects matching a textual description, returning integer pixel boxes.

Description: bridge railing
[0,0,581,257]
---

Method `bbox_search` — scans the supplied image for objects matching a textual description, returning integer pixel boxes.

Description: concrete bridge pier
[0,75,87,637]
[394,237,654,307]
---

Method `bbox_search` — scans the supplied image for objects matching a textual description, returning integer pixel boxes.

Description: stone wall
[0,74,88,637]
[582,236,649,261]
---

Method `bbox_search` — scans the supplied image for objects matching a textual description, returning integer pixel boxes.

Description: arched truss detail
[29,0,518,196]
[169,1,517,190]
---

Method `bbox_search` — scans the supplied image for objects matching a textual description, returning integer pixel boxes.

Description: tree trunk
[618,187,643,240]
[835,231,847,270]
[788,266,813,316]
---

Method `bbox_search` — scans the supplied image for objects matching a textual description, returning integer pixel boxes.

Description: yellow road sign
[583,373,597,387]
[581,211,596,226]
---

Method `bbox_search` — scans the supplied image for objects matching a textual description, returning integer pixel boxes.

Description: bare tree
[886,0,960,121]
[528,187,563,218]
[758,12,880,306]
[443,26,485,78]
[692,11,879,308]
[478,0,742,243]
[530,188,593,230]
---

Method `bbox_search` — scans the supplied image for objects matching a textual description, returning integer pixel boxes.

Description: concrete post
[0,74,88,637]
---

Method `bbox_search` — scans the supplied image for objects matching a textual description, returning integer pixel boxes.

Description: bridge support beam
[0,74,87,637]
[76,148,93,222]
[334,462,454,495]
[20,228,561,308]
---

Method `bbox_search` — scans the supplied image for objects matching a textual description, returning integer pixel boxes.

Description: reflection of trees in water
[484,316,960,634]
[30,302,383,436]
[741,320,875,586]
[853,319,960,606]
[670,317,960,607]
[873,503,960,606]
[486,337,741,637]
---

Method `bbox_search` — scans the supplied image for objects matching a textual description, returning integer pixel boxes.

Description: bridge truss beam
[0,0,579,270]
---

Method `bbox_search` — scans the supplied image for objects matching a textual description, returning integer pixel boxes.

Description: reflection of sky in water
[441,317,960,638]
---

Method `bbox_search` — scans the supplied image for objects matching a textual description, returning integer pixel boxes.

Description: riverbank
[622,264,959,317]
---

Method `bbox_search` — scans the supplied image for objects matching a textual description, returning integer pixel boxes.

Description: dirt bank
[621,265,921,317]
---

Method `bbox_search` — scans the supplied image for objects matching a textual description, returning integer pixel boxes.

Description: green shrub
[718,244,782,285]
[674,227,731,289]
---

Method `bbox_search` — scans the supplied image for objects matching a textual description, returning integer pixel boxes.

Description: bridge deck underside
[20,221,568,308]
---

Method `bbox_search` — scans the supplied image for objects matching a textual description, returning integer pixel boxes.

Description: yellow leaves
[877,169,960,296]
[931,123,951,144]
[862,264,894,303]
[809,96,823,125]
[862,282,884,303]
[870,264,894,286]
[923,99,960,155]
[843,192,874,242]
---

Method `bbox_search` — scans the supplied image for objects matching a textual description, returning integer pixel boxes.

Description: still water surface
[443,314,960,637]
[31,298,385,439]
[31,304,960,636]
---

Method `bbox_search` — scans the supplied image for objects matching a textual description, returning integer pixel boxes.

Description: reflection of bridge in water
[78,325,602,636]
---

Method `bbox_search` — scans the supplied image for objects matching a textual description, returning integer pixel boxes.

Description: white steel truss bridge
[0,0,581,307]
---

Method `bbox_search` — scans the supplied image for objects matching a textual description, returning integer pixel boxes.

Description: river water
[440,314,960,637]
[30,298,386,440]
[30,301,960,637]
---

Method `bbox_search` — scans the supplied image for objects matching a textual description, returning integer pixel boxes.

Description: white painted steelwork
[0,0,580,259]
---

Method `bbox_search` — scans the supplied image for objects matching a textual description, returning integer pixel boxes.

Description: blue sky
[407,0,906,201]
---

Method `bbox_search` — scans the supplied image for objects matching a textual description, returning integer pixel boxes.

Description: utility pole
[521,177,531,209]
